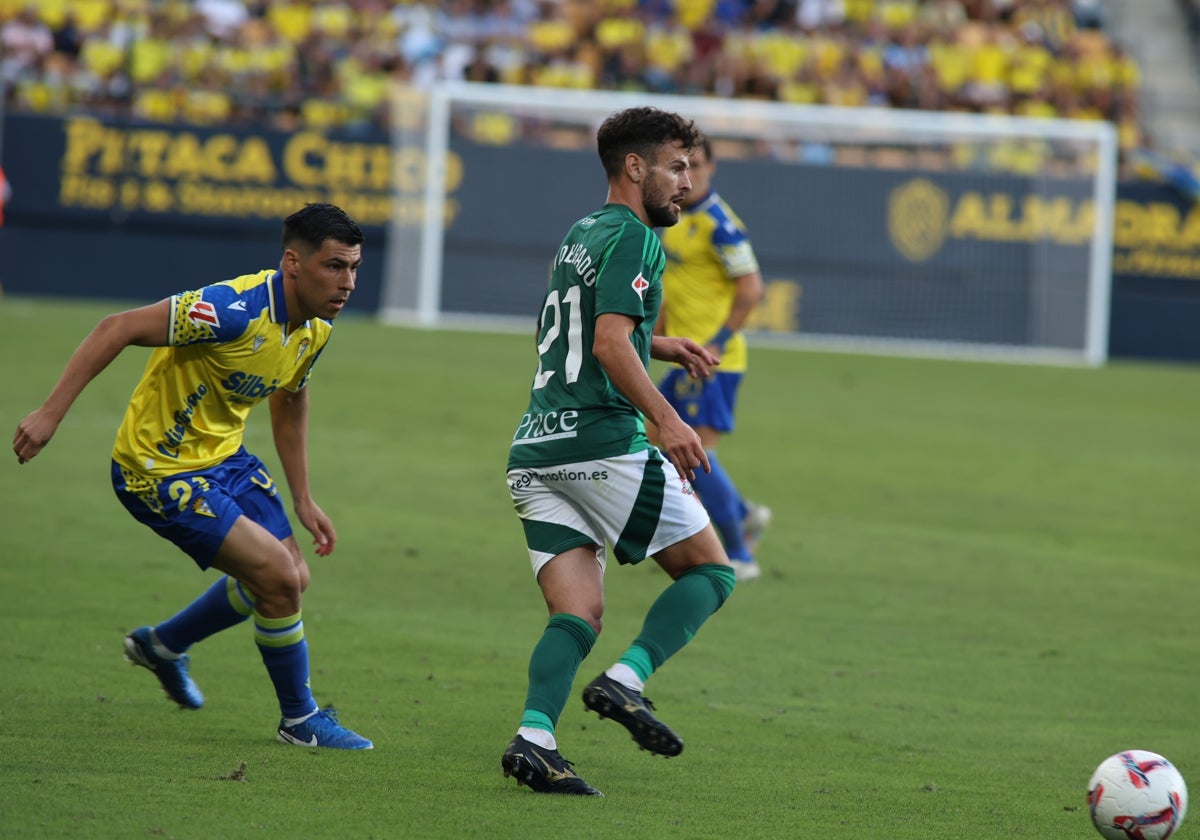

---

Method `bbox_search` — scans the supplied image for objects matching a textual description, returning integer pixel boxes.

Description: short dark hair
[282,203,364,252]
[596,107,703,179]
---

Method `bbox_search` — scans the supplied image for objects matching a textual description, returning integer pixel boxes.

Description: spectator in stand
[795,0,847,31]
[926,26,970,110]
[1011,0,1077,53]
[464,45,502,82]
[962,20,1012,111]
[0,0,1149,150]
[882,21,929,107]
[1008,21,1055,104]
[50,10,85,60]
[919,0,969,35]
[195,0,249,40]
[1,6,54,85]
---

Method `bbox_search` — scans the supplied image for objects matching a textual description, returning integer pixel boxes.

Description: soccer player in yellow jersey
[656,137,770,582]
[12,203,372,749]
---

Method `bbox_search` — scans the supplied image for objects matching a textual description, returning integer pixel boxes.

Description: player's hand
[656,415,710,483]
[12,408,61,464]
[295,498,337,557]
[651,336,720,380]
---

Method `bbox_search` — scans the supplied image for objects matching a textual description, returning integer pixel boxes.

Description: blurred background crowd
[0,0,1148,152]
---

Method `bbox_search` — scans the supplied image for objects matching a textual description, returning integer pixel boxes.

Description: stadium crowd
[1,0,1140,151]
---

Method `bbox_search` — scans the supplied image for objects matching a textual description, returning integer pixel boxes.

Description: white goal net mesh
[383,83,1117,365]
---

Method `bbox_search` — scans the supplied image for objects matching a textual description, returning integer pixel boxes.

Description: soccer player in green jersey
[13,203,372,749]
[502,107,738,796]
[656,135,771,583]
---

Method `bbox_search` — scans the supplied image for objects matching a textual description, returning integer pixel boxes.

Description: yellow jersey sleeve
[112,270,332,476]
[660,193,759,372]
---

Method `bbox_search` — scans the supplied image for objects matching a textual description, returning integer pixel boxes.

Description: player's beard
[642,179,680,228]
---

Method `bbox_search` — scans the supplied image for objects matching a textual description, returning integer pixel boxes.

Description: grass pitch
[1,297,1197,839]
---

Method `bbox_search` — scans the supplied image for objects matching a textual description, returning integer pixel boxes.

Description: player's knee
[577,598,604,634]
[549,603,602,634]
[281,539,310,592]
[256,556,304,607]
[293,555,311,593]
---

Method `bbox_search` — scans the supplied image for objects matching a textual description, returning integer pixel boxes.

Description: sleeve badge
[186,300,220,329]
[631,273,649,299]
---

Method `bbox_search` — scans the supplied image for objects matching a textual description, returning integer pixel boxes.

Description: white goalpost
[382,82,1118,366]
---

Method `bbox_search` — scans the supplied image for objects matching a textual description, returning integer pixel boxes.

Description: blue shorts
[658,369,743,433]
[111,448,293,569]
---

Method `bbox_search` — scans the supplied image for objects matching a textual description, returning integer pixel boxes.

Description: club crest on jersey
[632,273,649,299]
[187,301,220,330]
[295,337,310,362]
[192,497,216,518]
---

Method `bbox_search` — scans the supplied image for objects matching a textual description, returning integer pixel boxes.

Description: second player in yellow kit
[657,137,770,582]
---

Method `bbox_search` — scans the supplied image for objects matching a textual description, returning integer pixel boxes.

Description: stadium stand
[0,0,1150,154]
[1103,0,1200,159]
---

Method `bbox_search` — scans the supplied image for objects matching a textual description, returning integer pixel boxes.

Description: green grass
[1,296,1197,839]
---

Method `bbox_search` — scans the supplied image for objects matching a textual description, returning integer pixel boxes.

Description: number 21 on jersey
[532,285,582,389]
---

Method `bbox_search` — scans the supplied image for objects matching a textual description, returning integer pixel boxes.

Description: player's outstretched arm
[268,387,336,557]
[12,300,170,464]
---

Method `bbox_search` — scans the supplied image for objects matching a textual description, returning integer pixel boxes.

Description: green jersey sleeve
[595,217,665,325]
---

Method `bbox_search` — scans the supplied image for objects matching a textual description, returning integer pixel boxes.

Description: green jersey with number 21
[509,204,665,470]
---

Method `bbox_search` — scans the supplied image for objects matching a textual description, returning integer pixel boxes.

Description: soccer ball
[1087,750,1188,840]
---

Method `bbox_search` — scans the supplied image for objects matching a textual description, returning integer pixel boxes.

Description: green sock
[519,709,555,733]
[624,564,736,676]
[617,646,655,683]
[522,613,597,729]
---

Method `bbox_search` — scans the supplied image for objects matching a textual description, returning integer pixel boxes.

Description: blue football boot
[124,626,204,710]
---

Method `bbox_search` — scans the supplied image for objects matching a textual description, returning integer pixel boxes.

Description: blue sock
[690,450,752,562]
[155,575,255,653]
[255,611,318,719]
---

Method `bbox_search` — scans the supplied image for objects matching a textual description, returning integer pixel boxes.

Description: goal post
[382,82,1118,366]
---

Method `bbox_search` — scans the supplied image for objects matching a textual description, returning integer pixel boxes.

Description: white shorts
[507,448,711,577]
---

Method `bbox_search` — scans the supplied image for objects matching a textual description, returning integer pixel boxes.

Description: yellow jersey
[660,191,759,372]
[112,269,332,477]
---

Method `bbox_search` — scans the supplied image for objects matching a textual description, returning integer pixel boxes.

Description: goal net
[381,83,1117,366]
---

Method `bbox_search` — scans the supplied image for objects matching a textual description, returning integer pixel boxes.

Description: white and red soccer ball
[1088,750,1188,840]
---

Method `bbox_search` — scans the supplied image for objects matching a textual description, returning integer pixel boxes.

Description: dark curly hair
[596,107,703,179]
